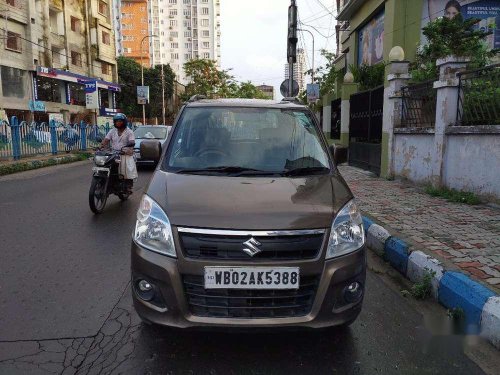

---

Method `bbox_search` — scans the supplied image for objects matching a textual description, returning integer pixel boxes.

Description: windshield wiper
[281,166,330,177]
[176,166,268,175]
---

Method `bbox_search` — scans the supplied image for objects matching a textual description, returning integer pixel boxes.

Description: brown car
[132,97,366,329]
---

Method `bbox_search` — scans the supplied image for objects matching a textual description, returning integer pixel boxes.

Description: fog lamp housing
[343,281,363,304]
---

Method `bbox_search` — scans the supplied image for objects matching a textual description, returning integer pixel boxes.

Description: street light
[140,35,157,126]
[297,28,315,83]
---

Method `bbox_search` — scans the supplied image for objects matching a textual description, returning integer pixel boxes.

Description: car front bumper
[131,238,366,329]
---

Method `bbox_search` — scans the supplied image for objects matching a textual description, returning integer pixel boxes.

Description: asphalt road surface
[0,162,498,374]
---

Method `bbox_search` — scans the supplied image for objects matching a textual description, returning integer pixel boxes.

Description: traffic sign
[280,79,299,98]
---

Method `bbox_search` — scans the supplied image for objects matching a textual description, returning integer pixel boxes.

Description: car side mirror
[140,140,162,162]
[329,144,348,165]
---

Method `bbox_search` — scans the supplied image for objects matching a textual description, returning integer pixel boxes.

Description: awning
[35,66,120,92]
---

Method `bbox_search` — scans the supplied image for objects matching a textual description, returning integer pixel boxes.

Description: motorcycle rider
[100,113,135,193]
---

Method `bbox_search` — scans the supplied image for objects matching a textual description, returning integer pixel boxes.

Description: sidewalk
[0,152,91,176]
[339,165,500,292]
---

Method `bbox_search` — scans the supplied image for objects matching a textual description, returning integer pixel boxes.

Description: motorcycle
[89,144,135,214]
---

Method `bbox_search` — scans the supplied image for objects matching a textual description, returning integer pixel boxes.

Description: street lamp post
[298,28,315,83]
[140,35,157,126]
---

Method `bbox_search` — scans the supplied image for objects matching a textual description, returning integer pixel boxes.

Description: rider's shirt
[105,128,135,151]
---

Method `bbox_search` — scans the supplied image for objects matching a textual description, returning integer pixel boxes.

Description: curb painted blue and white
[363,216,500,349]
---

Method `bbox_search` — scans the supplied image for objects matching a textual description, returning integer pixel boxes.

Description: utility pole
[140,35,157,126]
[161,63,166,125]
[287,0,298,97]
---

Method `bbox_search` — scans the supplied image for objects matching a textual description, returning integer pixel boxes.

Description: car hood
[145,170,353,230]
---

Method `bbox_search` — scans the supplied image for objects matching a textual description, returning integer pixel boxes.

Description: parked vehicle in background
[132,98,366,330]
[133,125,171,164]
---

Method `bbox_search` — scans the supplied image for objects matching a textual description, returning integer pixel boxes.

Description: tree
[116,56,175,121]
[182,59,236,100]
[306,49,339,98]
[182,59,269,100]
[411,15,497,82]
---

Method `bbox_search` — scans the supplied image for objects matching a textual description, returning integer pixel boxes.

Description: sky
[220,0,337,99]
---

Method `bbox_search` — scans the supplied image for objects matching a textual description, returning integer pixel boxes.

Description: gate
[348,85,384,175]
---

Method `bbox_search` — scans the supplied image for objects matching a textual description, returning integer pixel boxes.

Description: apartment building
[151,0,221,84]
[114,0,150,66]
[0,0,119,124]
[284,48,307,93]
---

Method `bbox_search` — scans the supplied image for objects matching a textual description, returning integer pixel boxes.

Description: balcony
[50,32,66,47]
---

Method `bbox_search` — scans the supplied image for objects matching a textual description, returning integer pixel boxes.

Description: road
[0,162,498,374]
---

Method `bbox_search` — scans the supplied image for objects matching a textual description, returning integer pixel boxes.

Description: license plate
[134,151,141,159]
[92,166,110,176]
[204,267,300,290]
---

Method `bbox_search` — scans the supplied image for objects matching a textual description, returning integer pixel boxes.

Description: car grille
[183,274,319,318]
[179,232,324,260]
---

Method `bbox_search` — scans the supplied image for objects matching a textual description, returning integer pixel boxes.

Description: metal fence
[457,63,500,126]
[400,80,437,128]
[0,116,135,161]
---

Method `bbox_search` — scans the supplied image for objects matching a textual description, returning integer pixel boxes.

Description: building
[284,48,306,93]
[1,0,120,124]
[257,84,274,100]
[150,0,221,84]
[113,0,150,66]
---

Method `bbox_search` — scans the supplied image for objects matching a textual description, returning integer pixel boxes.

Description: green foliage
[411,15,497,83]
[401,270,435,300]
[348,63,386,91]
[306,49,340,99]
[182,59,270,101]
[424,186,481,205]
[460,75,500,125]
[0,153,90,176]
[447,307,465,320]
[116,57,175,121]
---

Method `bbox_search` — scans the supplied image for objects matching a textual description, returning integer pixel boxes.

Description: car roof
[185,98,308,110]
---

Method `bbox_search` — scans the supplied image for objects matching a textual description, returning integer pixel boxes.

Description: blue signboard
[28,101,46,112]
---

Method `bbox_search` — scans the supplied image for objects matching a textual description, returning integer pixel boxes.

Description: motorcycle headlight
[94,155,107,166]
[134,195,176,257]
[326,199,365,259]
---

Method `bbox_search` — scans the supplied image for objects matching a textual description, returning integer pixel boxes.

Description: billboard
[306,83,320,103]
[358,11,385,66]
[137,86,149,105]
[84,81,99,109]
[422,0,499,50]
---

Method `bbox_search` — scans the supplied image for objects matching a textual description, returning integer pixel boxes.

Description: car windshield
[134,127,168,139]
[165,107,330,175]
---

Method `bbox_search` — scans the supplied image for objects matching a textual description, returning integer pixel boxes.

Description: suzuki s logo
[242,237,262,257]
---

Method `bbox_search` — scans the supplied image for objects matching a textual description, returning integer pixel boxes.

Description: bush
[349,63,386,91]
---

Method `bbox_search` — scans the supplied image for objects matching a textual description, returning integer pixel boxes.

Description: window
[183,0,190,4]
[6,0,19,6]
[183,9,191,16]
[98,1,108,16]
[184,20,191,27]
[171,53,179,59]
[184,30,191,37]
[201,19,209,26]
[169,0,177,4]
[102,31,110,45]
[170,31,178,37]
[184,53,192,60]
[202,30,209,37]
[71,51,82,67]
[70,16,81,33]
[99,89,110,108]
[1,66,25,98]
[185,42,191,49]
[101,62,112,75]
[201,0,208,2]
[171,42,178,48]
[68,83,85,106]
[202,52,210,59]
[170,20,177,26]
[201,7,209,15]
[6,31,22,52]
[35,76,62,103]
[202,41,209,48]
[169,9,177,16]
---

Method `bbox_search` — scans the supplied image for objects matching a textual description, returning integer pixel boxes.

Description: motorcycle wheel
[89,176,108,214]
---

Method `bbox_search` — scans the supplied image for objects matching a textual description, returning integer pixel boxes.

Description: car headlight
[134,195,176,257]
[326,199,365,259]
[94,155,107,166]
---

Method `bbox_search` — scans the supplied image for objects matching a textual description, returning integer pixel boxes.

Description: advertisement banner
[422,0,499,50]
[84,81,99,110]
[306,83,320,102]
[358,11,385,66]
[48,113,64,124]
[137,86,149,105]
[28,101,46,112]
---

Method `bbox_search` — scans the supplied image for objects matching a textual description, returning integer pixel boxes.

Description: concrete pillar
[321,94,332,136]
[431,56,469,186]
[380,60,410,178]
[339,81,358,148]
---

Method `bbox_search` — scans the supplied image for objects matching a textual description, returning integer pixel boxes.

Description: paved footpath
[339,165,500,292]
